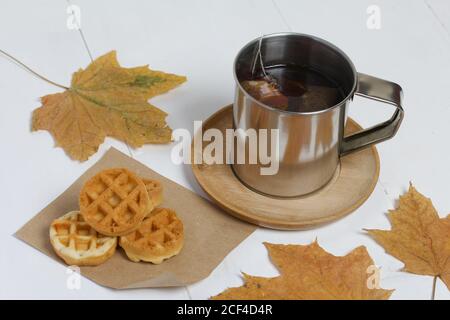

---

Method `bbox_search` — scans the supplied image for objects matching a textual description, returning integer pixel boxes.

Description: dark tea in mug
[240,65,345,113]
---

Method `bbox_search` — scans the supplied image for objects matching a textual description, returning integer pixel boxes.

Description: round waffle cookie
[142,179,163,214]
[49,211,117,266]
[79,168,151,236]
[119,208,184,264]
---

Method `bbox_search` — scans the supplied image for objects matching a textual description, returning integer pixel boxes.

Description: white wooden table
[1,0,449,300]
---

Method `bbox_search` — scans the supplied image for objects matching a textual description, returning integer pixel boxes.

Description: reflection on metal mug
[232,33,404,197]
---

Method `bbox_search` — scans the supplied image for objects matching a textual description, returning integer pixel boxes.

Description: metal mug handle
[340,73,404,156]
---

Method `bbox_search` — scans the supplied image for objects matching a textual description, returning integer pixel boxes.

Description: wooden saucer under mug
[191,105,380,230]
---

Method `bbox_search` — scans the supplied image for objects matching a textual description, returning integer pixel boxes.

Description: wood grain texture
[191,105,380,230]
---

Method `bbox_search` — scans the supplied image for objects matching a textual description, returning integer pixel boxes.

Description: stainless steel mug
[232,33,404,197]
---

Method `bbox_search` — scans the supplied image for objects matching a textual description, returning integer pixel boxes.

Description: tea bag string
[251,36,268,78]
[250,35,278,86]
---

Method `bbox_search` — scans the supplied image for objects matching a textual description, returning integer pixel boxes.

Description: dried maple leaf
[366,184,450,295]
[212,241,393,300]
[32,51,186,161]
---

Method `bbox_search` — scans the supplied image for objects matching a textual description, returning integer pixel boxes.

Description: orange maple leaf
[366,184,450,296]
[32,51,186,161]
[212,241,393,300]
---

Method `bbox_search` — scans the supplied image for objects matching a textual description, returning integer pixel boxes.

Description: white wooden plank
[425,0,450,39]
[1,0,449,299]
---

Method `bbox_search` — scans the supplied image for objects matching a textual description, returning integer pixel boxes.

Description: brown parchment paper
[15,147,256,289]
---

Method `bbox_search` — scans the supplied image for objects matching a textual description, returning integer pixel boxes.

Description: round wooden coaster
[191,105,380,230]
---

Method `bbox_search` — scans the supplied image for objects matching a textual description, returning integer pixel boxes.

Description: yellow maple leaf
[366,184,450,295]
[32,51,186,161]
[212,241,393,300]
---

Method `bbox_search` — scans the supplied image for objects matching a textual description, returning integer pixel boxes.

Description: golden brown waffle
[49,211,117,266]
[142,178,163,213]
[79,168,151,236]
[119,208,184,264]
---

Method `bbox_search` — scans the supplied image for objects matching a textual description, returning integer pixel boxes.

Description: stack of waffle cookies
[49,168,184,266]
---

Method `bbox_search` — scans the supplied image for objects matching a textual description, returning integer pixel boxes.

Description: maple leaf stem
[431,276,437,300]
[0,49,69,90]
